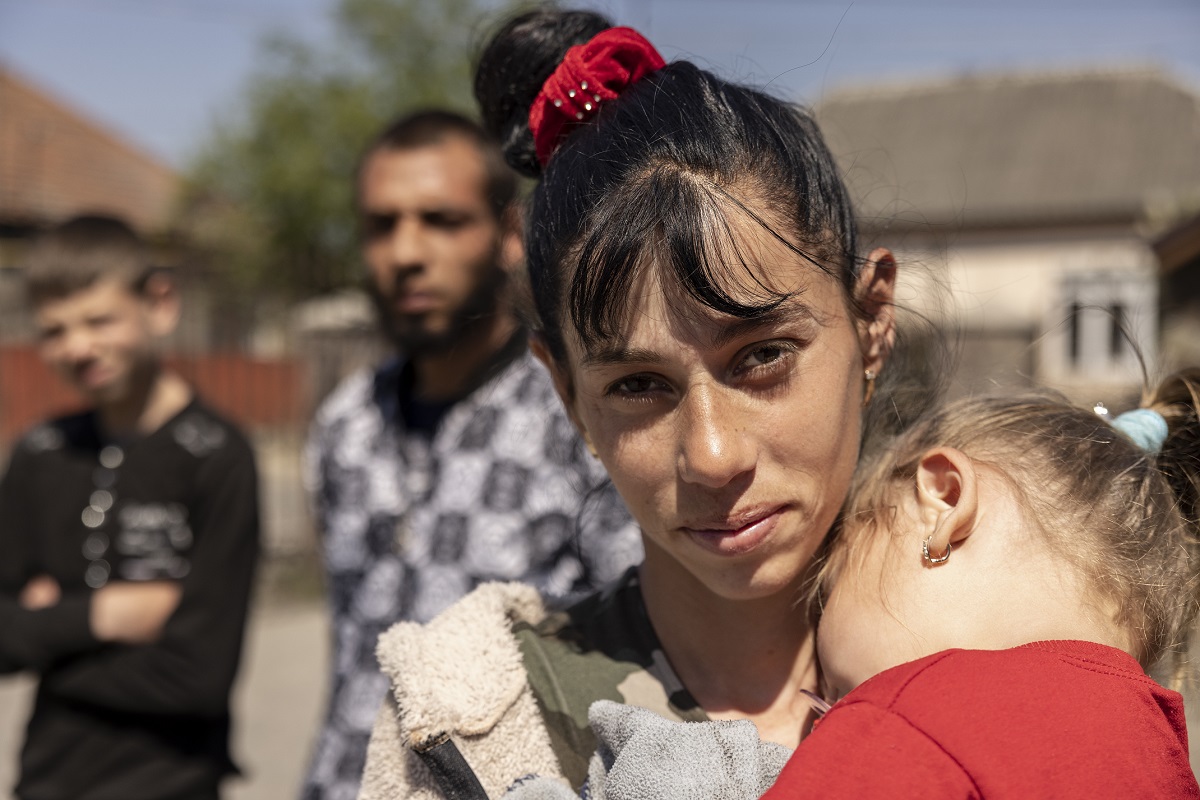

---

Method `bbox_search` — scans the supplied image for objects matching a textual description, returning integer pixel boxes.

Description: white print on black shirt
[115,501,193,580]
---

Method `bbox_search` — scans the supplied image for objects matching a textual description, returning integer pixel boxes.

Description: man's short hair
[24,214,153,305]
[358,109,519,222]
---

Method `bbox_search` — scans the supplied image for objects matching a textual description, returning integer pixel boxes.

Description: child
[508,372,1200,799]
[0,215,260,800]
[765,372,1200,797]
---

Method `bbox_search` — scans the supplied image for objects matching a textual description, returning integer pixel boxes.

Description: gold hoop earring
[922,534,951,565]
[863,369,877,407]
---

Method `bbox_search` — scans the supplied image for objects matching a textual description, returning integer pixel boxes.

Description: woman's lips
[681,506,785,556]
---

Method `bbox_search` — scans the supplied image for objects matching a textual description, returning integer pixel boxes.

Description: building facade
[817,68,1200,402]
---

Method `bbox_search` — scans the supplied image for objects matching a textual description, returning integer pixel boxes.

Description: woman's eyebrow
[708,303,816,350]
[580,303,818,367]
[580,346,662,368]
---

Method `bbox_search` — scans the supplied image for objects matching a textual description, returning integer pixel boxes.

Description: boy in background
[0,215,260,800]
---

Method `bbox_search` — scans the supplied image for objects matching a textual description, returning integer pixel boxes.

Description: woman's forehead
[574,262,844,362]
[559,171,851,363]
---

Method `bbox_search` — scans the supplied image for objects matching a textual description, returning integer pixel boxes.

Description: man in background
[301,110,641,800]
[0,214,260,799]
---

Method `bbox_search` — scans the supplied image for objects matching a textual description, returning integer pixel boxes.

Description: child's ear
[141,271,181,338]
[913,447,978,563]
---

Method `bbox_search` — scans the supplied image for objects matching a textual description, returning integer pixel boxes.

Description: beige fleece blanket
[358,582,569,799]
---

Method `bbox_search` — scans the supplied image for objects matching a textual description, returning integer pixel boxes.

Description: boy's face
[35,277,174,406]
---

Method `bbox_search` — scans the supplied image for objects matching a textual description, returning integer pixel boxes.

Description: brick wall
[0,344,308,447]
[0,67,179,232]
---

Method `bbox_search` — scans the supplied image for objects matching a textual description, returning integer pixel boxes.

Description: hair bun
[529,27,665,166]
[474,8,612,178]
[1111,408,1170,453]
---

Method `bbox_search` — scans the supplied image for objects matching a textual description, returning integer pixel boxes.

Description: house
[0,64,178,233]
[0,63,182,340]
[816,68,1200,401]
[1155,209,1200,371]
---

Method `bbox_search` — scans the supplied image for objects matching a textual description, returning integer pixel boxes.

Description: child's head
[24,214,179,406]
[818,373,1200,696]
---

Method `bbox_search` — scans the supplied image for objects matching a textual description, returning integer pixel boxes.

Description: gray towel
[505,700,790,800]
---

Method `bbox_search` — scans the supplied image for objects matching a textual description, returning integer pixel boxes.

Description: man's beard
[369,263,510,357]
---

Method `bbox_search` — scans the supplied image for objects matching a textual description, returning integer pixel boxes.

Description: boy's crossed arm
[20,574,181,644]
[1,576,181,673]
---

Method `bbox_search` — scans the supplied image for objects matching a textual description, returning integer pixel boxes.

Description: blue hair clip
[1111,408,1169,453]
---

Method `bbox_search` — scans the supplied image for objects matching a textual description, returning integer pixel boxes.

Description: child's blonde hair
[828,369,1200,677]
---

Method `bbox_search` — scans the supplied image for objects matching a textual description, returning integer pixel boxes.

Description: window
[1048,271,1156,383]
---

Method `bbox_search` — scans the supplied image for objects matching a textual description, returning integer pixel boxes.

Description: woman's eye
[739,343,792,371]
[744,344,784,367]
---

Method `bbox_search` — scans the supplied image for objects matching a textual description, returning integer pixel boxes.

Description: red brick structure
[0,344,308,448]
[0,65,179,232]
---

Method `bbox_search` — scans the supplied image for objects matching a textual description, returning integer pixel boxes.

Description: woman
[358,9,938,798]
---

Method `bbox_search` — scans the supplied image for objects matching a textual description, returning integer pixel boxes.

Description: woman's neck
[638,550,820,749]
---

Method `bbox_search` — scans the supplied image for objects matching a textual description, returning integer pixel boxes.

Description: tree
[179,0,511,300]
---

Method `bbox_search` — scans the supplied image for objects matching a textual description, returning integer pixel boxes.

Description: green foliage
[179,0,509,298]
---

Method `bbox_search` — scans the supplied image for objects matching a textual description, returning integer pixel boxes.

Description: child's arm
[761,702,977,799]
[88,580,182,643]
[35,429,260,716]
[17,574,180,642]
[0,443,100,672]
[503,700,979,800]
[0,594,97,673]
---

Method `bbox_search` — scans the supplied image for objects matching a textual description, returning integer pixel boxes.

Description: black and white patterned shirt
[300,344,642,800]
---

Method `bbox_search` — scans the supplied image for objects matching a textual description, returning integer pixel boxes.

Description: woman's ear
[499,205,526,278]
[855,248,897,376]
[529,333,596,456]
[914,446,978,562]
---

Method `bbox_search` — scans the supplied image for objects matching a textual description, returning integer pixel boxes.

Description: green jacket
[359,571,705,798]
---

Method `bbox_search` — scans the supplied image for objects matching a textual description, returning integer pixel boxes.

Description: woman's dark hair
[475,7,943,439]
[474,9,611,180]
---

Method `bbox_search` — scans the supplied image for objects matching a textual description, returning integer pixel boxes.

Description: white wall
[888,223,1159,397]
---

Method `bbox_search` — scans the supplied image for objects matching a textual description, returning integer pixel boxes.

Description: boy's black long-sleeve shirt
[0,398,260,800]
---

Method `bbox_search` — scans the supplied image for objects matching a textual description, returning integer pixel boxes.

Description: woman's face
[554,211,895,602]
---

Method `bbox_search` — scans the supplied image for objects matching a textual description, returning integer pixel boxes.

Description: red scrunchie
[529,27,666,166]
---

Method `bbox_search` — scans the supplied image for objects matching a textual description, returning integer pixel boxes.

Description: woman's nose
[675,385,756,488]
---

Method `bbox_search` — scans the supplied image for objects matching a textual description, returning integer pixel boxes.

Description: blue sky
[2,0,1198,169]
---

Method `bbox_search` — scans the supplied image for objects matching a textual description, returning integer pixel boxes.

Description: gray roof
[814,68,1200,231]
